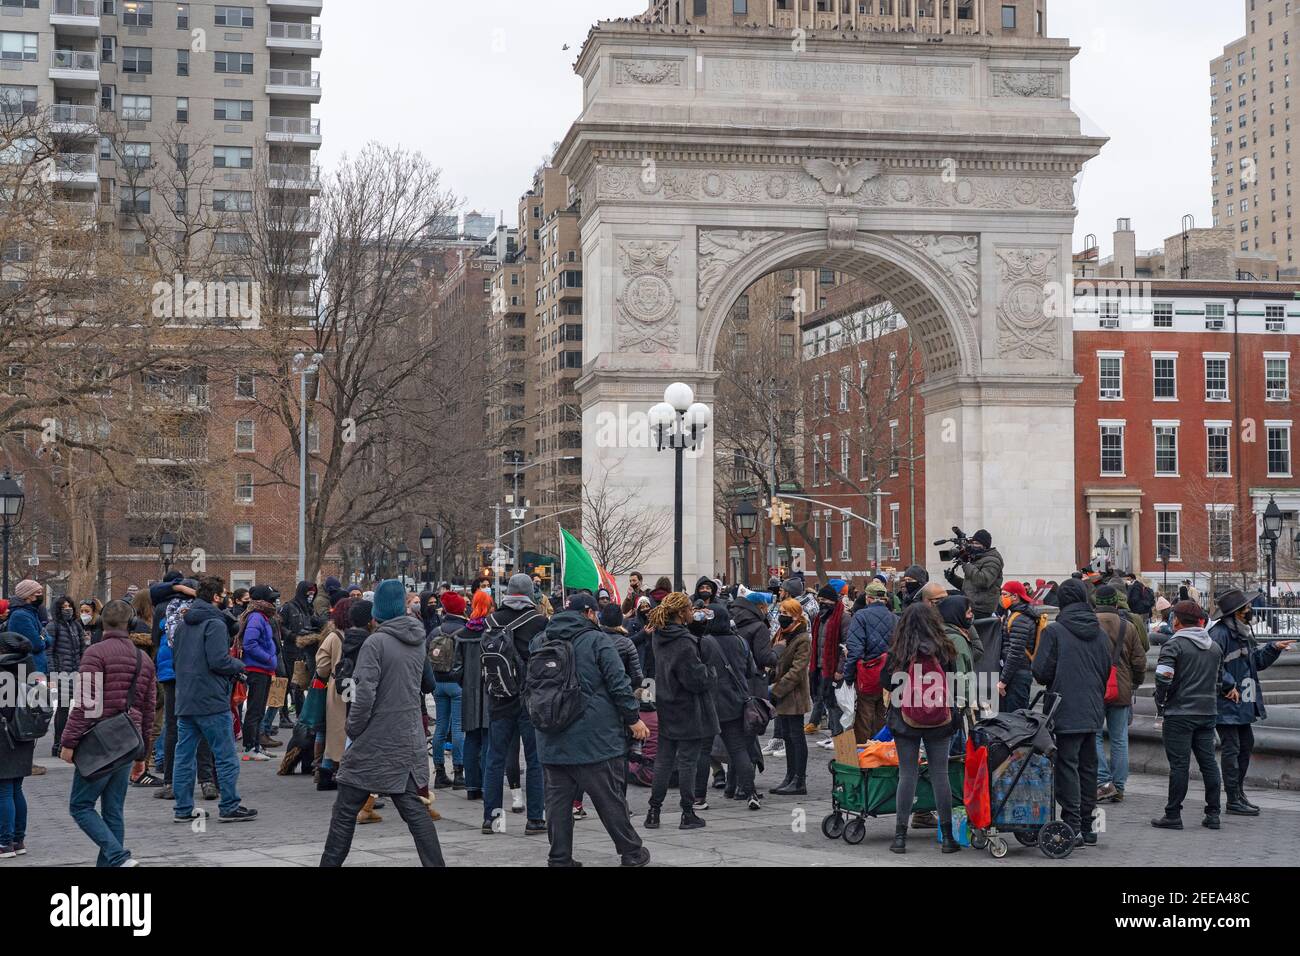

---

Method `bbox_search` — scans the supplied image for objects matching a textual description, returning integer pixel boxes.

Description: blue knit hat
[372,579,406,622]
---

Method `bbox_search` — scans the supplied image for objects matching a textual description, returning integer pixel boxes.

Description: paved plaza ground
[10,731,1300,868]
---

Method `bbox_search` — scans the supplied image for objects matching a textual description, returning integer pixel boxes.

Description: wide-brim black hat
[1214,588,1250,619]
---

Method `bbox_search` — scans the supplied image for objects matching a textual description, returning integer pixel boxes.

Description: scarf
[810,600,844,679]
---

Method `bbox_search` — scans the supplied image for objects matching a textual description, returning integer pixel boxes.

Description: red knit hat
[1002,581,1031,604]
[440,591,467,617]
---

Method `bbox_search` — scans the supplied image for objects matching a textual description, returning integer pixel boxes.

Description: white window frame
[233,523,253,556]
[235,419,255,452]
[1206,421,1233,477]
[1099,420,1125,477]
[1204,353,1231,401]
[1154,421,1180,477]
[1154,505,1182,561]
[1152,352,1179,401]
[1265,352,1290,400]
[1206,504,1235,562]
[1098,351,1124,400]
[235,472,253,504]
[1205,302,1227,330]
[1266,420,1293,477]
[1152,301,1174,328]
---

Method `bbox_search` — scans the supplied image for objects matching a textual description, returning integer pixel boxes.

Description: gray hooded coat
[338,614,429,794]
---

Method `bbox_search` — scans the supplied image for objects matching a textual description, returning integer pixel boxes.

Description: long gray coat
[338,614,429,795]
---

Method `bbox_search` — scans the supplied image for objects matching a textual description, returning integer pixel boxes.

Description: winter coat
[1112,590,1150,651]
[843,602,895,681]
[945,547,1005,616]
[8,603,46,675]
[1209,616,1284,725]
[279,581,321,640]
[451,619,490,732]
[47,613,87,676]
[1096,608,1148,708]
[770,624,811,717]
[0,631,35,780]
[485,600,549,720]
[652,623,720,741]
[59,629,157,755]
[898,565,930,609]
[172,599,245,718]
[602,626,645,690]
[337,614,429,794]
[810,600,849,680]
[1155,626,1229,718]
[528,611,640,766]
[944,624,978,710]
[316,628,347,764]
[885,634,959,739]
[706,629,756,724]
[1000,601,1042,684]
[148,580,178,651]
[630,614,655,682]
[1030,580,1111,734]
[730,600,778,697]
[240,609,279,674]
[1127,580,1155,616]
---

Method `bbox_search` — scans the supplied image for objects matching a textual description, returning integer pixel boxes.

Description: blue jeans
[0,778,26,846]
[432,681,464,769]
[69,764,133,867]
[463,728,490,792]
[174,712,242,817]
[483,710,544,823]
[1096,704,1131,791]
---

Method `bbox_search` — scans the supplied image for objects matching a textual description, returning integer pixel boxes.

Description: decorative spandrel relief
[896,235,979,317]
[802,159,882,197]
[596,163,1075,213]
[617,240,680,354]
[697,230,783,309]
[990,70,1059,98]
[613,57,683,86]
[996,248,1060,359]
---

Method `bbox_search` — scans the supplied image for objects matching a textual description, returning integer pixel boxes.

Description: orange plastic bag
[858,740,899,769]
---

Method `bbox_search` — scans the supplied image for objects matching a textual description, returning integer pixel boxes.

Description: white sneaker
[119,858,140,868]
[816,738,836,750]
[242,748,271,762]
[760,738,785,757]
[511,788,524,813]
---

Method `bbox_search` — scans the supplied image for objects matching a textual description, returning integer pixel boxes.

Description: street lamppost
[159,530,177,576]
[1158,544,1171,597]
[1262,495,1283,604]
[1095,534,1111,573]
[732,499,758,587]
[649,382,712,593]
[0,472,25,599]
[292,351,323,583]
[396,542,409,587]
[420,525,434,590]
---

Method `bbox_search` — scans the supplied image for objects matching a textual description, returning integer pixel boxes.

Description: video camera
[935,526,973,565]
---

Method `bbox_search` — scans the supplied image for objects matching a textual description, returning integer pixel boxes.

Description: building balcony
[50,0,100,36]
[54,197,99,228]
[267,163,322,193]
[266,69,322,102]
[142,436,209,463]
[267,21,322,55]
[50,50,100,89]
[267,206,321,234]
[268,0,323,14]
[127,489,209,518]
[51,152,98,189]
[141,383,209,408]
[50,103,98,137]
[266,115,321,148]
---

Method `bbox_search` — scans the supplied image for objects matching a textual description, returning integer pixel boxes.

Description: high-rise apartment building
[1212,0,1300,274]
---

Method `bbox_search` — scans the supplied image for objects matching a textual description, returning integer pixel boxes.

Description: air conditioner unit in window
[1100,388,1121,399]
[1100,317,1120,329]
[1268,387,1290,400]
[1207,389,1229,401]
[840,549,850,561]
[1206,320,1226,331]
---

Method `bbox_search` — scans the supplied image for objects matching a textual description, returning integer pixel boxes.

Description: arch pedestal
[559,23,1105,585]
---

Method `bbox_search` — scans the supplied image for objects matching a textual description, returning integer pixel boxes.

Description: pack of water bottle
[991,751,1052,827]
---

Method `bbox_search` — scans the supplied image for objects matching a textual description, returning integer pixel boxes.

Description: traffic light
[769,498,793,527]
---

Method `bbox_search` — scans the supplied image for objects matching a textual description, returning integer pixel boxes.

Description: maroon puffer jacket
[60,629,157,754]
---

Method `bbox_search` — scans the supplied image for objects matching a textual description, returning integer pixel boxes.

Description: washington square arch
[554,2,1105,586]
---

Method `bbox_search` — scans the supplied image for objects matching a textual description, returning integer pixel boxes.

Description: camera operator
[942,529,1004,618]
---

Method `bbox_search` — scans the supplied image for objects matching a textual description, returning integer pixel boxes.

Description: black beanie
[973,529,992,549]
[817,585,840,602]
[599,604,624,629]
[348,600,373,628]
[938,595,972,630]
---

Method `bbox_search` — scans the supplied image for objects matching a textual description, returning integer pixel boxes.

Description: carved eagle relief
[802,158,883,197]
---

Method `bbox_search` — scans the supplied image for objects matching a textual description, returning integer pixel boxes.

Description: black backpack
[428,627,458,676]
[481,610,539,700]
[4,680,53,743]
[525,634,584,733]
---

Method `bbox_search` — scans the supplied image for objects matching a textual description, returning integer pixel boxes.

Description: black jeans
[1165,715,1222,818]
[712,719,757,798]
[649,736,705,812]
[242,672,271,750]
[775,714,808,781]
[320,778,444,867]
[1054,732,1099,836]
[544,758,643,866]
[161,680,214,785]
[1216,723,1255,794]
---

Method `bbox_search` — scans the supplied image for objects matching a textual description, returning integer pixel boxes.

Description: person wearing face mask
[808,585,849,746]
[79,600,103,646]
[1209,588,1295,816]
[768,599,811,795]
[48,596,87,758]
[898,565,931,610]
[8,580,49,681]
[997,581,1041,714]
[840,580,897,744]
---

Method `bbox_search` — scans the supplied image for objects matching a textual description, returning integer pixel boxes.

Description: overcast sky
[318,1,1242,258]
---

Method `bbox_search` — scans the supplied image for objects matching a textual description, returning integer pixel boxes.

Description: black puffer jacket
[47,607,86,676]
[652,623,719,741]
[1031,579,1111,734]
[730,599,778,696]
[707,628,756,724]
[999,600,1042,684]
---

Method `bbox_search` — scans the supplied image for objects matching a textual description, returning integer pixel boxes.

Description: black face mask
[778,615,794,629]
[818,601,835,616]
[61,607,74,620]
[905,580,921,594]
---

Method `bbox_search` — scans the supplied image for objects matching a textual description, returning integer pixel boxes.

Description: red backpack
[898,655,953,729]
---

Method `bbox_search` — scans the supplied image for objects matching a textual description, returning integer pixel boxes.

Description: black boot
[315,767,337,792]
[644,805,661,830]
[772,776,806,796]
[1226,791,1260,816]
[433,766,452,790]
[679,808,707,830]
[889,826,907,854]
[452,767,465,791]
[940,824,962,854]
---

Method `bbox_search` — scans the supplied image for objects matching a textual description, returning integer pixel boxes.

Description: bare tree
[581,468,672,576]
